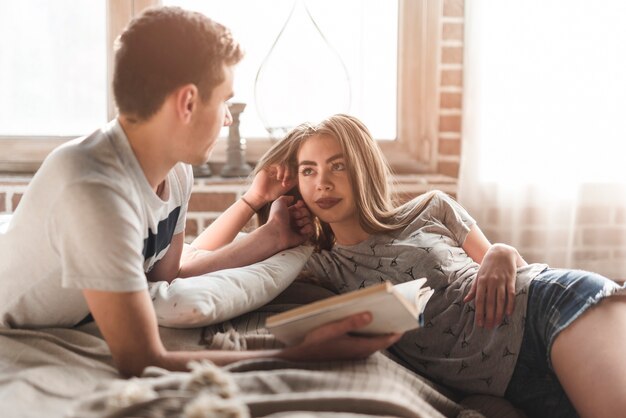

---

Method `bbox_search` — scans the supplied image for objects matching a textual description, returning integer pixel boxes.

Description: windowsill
[0,172,457,190]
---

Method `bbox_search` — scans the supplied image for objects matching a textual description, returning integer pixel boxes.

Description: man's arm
[146,232,184,283]
[82,288,401,377]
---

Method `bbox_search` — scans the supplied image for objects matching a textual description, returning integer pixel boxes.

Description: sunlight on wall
[472,0,626,184]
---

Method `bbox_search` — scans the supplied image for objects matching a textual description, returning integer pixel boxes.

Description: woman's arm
[192,166,297,251]
[462,225,527,328]
[180,197,312,278]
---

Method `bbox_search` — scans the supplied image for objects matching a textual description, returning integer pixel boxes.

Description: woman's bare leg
[551,295,626,418]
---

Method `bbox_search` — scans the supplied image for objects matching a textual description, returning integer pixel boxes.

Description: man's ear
[175,84,199,124]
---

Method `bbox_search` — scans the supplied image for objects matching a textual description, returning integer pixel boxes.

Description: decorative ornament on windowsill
[254,0,351,140]
[220,102,252,177]
[193,102,251,178]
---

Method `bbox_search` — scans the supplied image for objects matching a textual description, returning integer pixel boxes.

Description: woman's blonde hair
[256,114,436,250]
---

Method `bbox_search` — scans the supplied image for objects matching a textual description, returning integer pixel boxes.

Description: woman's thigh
[505,268,623,418]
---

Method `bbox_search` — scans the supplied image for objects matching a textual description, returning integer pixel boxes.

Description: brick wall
[0,174,457,243]
[437,0,464,178]
[477,199,626,280]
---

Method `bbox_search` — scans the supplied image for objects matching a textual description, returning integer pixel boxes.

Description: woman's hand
[463,243,519,329]
[243,164,297,210]
[279,312,403,362]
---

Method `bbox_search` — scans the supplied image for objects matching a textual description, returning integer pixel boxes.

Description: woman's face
[297,134,358,226]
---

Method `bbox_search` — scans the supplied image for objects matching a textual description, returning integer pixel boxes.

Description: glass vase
[254,0,351,139]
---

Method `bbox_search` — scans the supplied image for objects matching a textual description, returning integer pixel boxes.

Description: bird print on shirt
[503,346,516,358]
[405,266,415,280]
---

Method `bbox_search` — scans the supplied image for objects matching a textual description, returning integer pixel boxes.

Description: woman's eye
[300,167,314,176]
[331,162,346,171]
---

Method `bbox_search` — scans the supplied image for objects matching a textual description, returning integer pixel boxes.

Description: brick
[442,23,464,41]
[440,92,463,109]
[482,208,501,226]
[441,70,463,87]
[439,115,462,132]
[520,208,548,225]
[443,0,464,17]
[437,161,459,178]
[582,227,626,247]
[0,193,5,212]
[0,181,29,187]
[201,215,218,226]
[575,206,611,225]
[520,207,580,226]
[519,229,572,247]
[11,193,22,210]
[438,138,461,156]
[188,192,236,212]
[479,227,503,243]
[615,207,626,224]
[441,46,464,64]
[185,218,198,237]
[573,249,611,261]
[517,250,546,265]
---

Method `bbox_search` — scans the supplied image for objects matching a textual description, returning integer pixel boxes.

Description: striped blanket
[0,284,525,418]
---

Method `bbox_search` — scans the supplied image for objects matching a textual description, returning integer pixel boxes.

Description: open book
[265,278,434,345]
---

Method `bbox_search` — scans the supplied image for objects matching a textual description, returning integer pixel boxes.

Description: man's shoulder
[42,126,130,186]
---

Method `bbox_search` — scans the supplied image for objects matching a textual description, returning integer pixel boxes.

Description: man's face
[189,65,235,165]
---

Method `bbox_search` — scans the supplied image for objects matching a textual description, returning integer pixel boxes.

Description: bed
[0,216,526,417]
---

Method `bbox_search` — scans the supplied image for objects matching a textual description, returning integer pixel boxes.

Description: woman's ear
[174,84,198,124]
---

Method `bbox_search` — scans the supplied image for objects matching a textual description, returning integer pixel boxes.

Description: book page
[392,278,428,305]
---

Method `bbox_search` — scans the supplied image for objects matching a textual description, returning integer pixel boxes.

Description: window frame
[0,0,441,175]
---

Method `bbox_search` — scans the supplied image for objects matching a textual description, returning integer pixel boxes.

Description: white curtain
[459,0,626,279]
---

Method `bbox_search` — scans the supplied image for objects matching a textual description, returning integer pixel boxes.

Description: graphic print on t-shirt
[143,206,181,263]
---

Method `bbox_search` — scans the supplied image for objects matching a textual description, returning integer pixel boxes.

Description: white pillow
[148,245,313,328]
[0,214,11,234]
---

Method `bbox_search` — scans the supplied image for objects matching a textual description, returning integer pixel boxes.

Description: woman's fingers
[484,281,497,328]
[506,278,516,316]
[474,277,486,328]
[464,279,477,302]
[472,274,510,328]
[494,284,506,328]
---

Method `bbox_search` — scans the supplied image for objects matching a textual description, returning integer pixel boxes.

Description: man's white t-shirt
[0,119,193,328]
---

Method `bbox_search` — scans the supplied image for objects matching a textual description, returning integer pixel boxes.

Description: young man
[0,7,399,376]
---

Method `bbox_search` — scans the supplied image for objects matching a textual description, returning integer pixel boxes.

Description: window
[0,0,441,175]
[164,0,398,140]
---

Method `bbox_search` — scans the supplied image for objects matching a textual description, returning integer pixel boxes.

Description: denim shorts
[504,268,624,418]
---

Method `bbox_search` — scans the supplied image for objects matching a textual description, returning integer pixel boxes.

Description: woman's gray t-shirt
[305,191,547,396]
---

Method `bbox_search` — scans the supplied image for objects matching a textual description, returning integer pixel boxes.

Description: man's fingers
[307,312,372,342]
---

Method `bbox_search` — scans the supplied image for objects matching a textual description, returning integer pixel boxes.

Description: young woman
[234,114,626,418]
